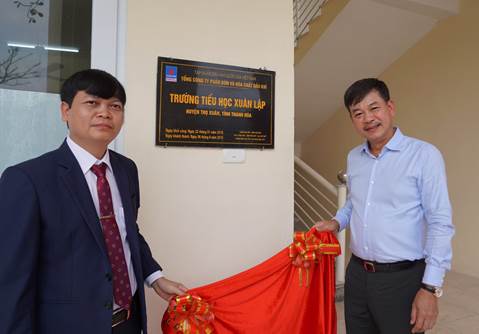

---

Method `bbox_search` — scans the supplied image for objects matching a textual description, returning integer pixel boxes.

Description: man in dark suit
[0,69,187,333]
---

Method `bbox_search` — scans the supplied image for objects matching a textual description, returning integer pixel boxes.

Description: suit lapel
[56,142,108,257]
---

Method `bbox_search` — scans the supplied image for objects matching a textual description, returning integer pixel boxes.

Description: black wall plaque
[156,57,275,148]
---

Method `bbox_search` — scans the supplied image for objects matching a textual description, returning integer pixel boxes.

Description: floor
[335,271,479,334]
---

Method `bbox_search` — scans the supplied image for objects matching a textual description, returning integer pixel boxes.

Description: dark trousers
[344,256,426,334]
[112,293,142,334]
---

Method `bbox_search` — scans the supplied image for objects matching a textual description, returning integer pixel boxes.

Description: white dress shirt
[334,129,454,287]
[67,137,163,309]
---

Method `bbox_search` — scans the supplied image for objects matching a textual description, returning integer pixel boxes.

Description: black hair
[344,78,390,111]
[60,69,126,106]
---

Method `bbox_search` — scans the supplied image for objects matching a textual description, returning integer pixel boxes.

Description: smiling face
[61,90,124,158]
[349,89,396,154]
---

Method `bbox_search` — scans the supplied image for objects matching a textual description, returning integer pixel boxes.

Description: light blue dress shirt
[334,128,454,287]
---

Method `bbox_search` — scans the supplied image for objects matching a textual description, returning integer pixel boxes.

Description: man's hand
[313,219,339,233]
[151,277,188,301]
[410,288,438,333]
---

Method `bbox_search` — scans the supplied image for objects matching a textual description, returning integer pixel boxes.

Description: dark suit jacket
[0,141,161,334]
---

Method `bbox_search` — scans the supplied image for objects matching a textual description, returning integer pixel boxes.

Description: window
[0,0,93,173]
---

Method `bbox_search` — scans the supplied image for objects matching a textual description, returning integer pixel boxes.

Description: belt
[352,254,424,273]
[112,308,130,328]
[112,292,139,328]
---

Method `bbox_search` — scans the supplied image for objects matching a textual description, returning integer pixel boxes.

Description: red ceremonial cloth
[162,230,341,334]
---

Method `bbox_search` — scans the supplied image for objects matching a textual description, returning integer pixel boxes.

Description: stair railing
[293,0,329,45]
[294,155,347,285]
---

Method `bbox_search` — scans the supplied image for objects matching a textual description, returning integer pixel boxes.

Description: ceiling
[294,0,459,142]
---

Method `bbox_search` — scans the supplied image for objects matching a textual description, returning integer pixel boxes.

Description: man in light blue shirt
[315,78,454,334]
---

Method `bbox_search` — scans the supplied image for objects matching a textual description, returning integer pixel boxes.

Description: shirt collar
[66,136,112,175]
[361,127,406,155]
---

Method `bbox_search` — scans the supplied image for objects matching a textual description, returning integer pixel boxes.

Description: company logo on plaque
[165,65,178,82]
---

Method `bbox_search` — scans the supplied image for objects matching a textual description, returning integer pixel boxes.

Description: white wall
[124,1,295,332]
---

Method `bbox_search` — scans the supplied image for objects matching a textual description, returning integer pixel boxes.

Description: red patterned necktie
[91,163,132,310]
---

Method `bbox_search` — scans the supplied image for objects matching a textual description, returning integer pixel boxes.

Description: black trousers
[344,256,426,334]
[112,293,142,334]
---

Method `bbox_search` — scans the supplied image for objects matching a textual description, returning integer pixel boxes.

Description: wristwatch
[421,283,443,298]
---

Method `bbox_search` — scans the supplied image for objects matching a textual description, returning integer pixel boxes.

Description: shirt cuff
[422,264,446,287]
[145,270,164,287]
[333,215,347,232]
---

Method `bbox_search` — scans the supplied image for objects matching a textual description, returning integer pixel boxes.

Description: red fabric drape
[162,230,341,334]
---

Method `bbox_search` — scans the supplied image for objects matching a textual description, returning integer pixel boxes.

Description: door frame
[91,0,127,153]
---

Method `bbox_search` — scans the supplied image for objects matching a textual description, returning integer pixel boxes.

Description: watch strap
[421,283,443,297]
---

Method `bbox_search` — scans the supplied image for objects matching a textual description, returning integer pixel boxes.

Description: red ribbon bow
[166,294,215,334]
[289,229,340,286]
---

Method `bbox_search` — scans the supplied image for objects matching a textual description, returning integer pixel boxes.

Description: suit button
[104,301,113,310]
[105,273,112,281]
